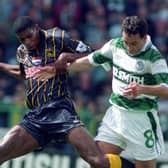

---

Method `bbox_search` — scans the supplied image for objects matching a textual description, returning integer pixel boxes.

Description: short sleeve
[88,40,113,65]
[151,57,168,84]
[62,31,92,53]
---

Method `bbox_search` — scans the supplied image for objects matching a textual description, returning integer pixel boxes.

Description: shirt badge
[135,60,144,72]
[32,57,42,66]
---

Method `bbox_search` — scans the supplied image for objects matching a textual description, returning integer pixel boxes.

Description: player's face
[122,31,146,55]
[17,25,40,51]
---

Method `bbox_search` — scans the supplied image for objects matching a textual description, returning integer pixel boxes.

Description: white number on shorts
[144,129,154,148]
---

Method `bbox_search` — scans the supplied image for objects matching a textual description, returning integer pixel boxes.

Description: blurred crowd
[0,0,168,142]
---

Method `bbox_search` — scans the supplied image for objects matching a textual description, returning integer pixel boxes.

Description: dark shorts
[19,97,83,147]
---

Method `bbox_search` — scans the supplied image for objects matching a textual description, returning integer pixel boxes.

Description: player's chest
[112,50,151,74]
[20,48,59,68]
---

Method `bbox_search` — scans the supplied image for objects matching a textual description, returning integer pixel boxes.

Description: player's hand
[32,65,55,81]
[33,63,67,81]
[123,82,141,99]
[32,52,75,81]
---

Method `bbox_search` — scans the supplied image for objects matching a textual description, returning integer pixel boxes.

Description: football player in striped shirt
[67,15,168,168]
[35,15,168,168]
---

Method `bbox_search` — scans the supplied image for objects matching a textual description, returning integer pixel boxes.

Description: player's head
[121,15,148,55]
[13,16,40,50]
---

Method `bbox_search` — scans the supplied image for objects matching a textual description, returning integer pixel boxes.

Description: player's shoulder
[102,37,123,50]
[145,44,164,63]
[111,37,123,48]
[45,27,69,39]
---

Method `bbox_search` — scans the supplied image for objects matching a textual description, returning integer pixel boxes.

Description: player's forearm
[58,52,89,63]
[0,62,24,80]
[67,56,93,72]
[54,52,91,72]
[139,84,168,98]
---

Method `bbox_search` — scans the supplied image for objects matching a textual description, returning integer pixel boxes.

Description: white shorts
[95,105,165,160]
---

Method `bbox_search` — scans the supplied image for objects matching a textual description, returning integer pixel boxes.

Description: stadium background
[0,0,168,167]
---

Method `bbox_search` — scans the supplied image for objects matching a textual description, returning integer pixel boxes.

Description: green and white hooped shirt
[88,36,168,112]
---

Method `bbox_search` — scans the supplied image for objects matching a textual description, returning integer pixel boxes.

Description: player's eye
[124,41,137,47]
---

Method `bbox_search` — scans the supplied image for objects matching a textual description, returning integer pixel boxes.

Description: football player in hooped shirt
[0,15,135,168]
[33,16,168,168]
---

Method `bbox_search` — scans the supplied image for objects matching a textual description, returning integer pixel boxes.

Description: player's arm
[33,51,112,81]
[57,52,89,64]
[0,62,25,80]
[64,39,113,72]
[67,55,93,72]
[32,54,93,81]
[33,39,113,81]
[123,82,168,99]
[141,83,168,98]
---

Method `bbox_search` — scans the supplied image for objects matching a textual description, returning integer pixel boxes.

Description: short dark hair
[121,16,148,37]
[13,16,35,34]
